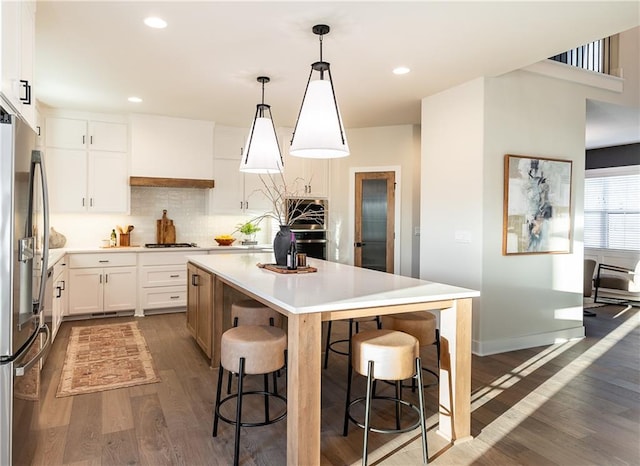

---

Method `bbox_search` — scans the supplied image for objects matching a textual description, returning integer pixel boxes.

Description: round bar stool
[323,317,381,369]
[231,299,283,328]
[343,329,428,466]
[213,325,287,466]
[381,311,440,389]
[228,299,284,394]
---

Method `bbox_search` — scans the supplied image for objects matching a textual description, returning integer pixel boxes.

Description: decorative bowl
[215,237,235,246]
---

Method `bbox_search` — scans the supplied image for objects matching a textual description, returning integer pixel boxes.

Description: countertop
[47,244,272,266]
[187,252,480,315]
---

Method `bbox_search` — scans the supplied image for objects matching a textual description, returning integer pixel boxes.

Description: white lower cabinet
[138,251,206,315]
[51,259,67,340]
[67,253,137,316]
[45,255,67,342]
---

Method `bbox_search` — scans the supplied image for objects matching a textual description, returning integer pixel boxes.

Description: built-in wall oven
[287,198,327,260]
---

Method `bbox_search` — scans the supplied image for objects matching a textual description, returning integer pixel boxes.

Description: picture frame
[503,154,573,255]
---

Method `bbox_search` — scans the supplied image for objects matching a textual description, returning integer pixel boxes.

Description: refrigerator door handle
[14,324,50,377]
[27,150,50,315]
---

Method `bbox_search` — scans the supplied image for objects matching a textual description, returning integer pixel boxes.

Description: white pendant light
[290,24,349,159]
[240,76,283,174]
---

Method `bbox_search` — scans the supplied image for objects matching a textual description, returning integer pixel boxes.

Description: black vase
[273,225,292,266]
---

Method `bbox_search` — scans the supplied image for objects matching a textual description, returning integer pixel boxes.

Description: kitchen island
[187,252,480,465]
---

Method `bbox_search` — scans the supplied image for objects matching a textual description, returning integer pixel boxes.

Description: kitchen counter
[48,244,272,263]
[187,252,479,465]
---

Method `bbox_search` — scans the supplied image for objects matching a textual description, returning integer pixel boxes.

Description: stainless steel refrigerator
[0,106,51,465]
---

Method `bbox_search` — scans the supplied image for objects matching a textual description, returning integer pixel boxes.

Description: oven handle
[295,239,327,244]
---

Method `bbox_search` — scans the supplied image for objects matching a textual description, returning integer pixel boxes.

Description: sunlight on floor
[463,307,639,462]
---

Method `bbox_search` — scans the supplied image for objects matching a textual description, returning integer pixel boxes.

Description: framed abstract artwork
[503,154,573,255]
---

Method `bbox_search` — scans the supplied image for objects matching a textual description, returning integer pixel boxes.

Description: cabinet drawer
[141,286,186,310]
[69,253,137,268]
[138,250,206,266]
[140,266,186,287]
[52,256,67,278]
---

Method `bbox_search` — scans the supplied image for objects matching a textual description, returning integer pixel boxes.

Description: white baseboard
[472,325,585,356]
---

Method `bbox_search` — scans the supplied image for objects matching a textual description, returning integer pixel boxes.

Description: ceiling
[35,1,640,148]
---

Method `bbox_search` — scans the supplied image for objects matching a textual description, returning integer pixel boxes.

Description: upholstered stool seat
[228,299,284,394]
[324,316,381,369]
[231,299,283,328]
[382,311,440,388]
[344,329,428,465]
[213,325,287,466]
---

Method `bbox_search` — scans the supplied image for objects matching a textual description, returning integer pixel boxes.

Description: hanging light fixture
[239,76,283,173]
[290,24,349,159]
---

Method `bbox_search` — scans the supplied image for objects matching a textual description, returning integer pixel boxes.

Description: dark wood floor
[33,304,639,465]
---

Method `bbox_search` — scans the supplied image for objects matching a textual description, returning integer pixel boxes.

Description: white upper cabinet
[45,117,127,152]
[44,114,129,213]
[0,0,37,129]
[130,114,214,179]
[214,124,246,160]
[210,125,271,213]
[279,127,329,198]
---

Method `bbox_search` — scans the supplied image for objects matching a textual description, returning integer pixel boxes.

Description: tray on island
[257,263,318,274]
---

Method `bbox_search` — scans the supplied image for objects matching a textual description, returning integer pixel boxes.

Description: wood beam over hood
[130,176,214,189]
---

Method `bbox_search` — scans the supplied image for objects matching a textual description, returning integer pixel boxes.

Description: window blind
[584,170,640,251]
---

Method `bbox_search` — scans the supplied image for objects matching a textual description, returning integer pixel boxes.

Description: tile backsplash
[50,187,271,248]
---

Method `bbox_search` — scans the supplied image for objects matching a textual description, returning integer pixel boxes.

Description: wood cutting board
[156,210,176,244]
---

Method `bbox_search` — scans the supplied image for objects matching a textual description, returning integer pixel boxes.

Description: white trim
[473,325,585,356]
[585,165,640,178]
[348,166,402,273]
[523,59,623,93]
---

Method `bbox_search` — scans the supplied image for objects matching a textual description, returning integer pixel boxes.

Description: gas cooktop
[144,243,197,248]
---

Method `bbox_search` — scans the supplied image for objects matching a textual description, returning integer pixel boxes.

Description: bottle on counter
[110,229,117,247]
[287,231,298,270]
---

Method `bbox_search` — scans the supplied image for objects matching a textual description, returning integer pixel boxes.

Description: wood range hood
[129,176,214,189]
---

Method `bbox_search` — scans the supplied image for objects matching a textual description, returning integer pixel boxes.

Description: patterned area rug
[56,321,160,397]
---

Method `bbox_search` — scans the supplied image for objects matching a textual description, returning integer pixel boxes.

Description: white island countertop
[187,251,480,465]
[187,252,479,315]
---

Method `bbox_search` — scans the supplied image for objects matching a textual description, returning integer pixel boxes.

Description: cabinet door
[305,158,329,197]
[51,269,65,341]
[46,148,88,213]
[284,155,328,197]
[186,263,198,337]
[103,267,137,311]
[214,125,246,160]
[68,268,103,315]
[0,1,21,111]
[196,269,213,357]
[17,0,35,128]
[89,121,127,152]
[210,158,245,213]
[45,117,87,150]
[244,174,273,212]
[88,151,128,213]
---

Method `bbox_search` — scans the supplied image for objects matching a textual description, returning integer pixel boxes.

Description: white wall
[328,125,420,277]
[422,71,590,356]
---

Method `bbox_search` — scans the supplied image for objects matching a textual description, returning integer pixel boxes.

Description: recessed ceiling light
[144,17,167,29]
[393,67,411,75]
[128,96,143,103]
